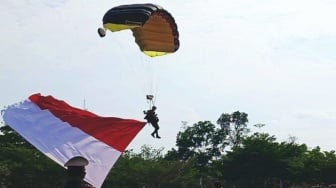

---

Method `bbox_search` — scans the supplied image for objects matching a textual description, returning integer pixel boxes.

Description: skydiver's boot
[156,134,161,139]
[151,133,155,138]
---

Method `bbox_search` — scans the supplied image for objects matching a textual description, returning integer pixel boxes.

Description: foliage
[103,146,199,188]
[0,124,66,187]
[216,111,250,147]
[220,133,307,187]
[2,112,336,187]
[173,120,227,169]
[0,143,66,188]
[0,125,33,148]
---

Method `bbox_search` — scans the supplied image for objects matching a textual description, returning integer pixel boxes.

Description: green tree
[221,133,308,188]
[104,145,199,188]
[293,147,336,186]
[0,124,66,187]
[320,150,336,185]
[0,141,66,187]
[0,125,33,148]
[173,121,227,168]
[216,111,250,147]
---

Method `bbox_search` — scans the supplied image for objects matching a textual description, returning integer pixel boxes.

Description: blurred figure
[63,156,95,188]
[214,181,222,188]
[144,106,161,139]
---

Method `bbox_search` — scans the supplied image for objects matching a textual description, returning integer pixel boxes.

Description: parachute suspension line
[100,3,179,112]
[152,79,159,106]
[141,57,160,110]
[141,56,155,101]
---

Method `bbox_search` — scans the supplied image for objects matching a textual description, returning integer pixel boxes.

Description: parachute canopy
[100,3,179,57]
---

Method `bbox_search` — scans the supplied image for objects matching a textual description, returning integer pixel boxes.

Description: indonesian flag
[2,93,146,188]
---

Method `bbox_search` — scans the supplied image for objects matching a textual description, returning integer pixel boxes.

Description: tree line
[1,111,336,188]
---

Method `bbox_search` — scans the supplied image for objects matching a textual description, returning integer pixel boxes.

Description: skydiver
[143,106,161,139]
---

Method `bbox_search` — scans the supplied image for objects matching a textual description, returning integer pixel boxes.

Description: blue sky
[1,0,336,152]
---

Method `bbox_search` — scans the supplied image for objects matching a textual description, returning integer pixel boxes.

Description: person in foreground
[63,156,95,188]
[144,106,161,139]
[214,181,223,188]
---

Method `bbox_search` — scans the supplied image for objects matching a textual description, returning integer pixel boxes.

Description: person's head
[214,181,222,188]
[152,106,157,110]
[64,156,89,180]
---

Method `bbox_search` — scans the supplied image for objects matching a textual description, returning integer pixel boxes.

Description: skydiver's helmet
[152,106,157,110]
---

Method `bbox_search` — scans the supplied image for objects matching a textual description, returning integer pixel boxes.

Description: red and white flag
[3,93,146,188]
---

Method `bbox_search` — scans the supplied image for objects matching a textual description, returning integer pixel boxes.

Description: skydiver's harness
[144,95,158,124]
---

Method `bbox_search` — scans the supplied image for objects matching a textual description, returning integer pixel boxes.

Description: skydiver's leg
[150,122,156,138]
[153,123,160,138]
[150,121,160,138]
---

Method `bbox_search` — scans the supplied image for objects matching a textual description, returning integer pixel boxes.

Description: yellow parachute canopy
[99,3,179,57]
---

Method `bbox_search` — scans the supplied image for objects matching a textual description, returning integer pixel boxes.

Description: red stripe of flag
[29,94,146,152]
